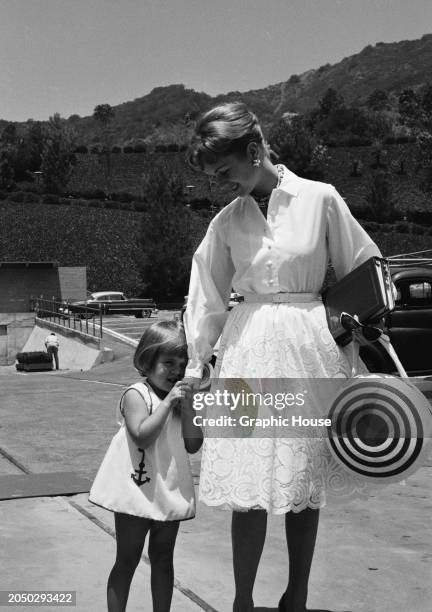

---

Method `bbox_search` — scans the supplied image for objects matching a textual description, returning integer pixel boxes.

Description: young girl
[89,320,203,612]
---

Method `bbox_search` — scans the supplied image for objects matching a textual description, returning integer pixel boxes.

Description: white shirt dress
[184,167,382,514]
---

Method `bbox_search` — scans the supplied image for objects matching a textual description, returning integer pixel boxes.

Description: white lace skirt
[199,300,371,514]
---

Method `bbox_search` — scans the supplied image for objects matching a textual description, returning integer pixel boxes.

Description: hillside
[69,33,432,143]
[268,33,432,114]
[3,33,431,145]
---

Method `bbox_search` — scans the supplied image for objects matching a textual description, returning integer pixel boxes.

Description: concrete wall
[0,313,35,365]
[0,268,60,312]
[21,321,113,372]
[0,265,86,313]
[58,267,87,301]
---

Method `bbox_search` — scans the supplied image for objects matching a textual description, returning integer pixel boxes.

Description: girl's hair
[187,102,267,170]
[133,320,188,376]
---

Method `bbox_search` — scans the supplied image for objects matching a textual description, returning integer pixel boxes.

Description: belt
[242,292,321,304]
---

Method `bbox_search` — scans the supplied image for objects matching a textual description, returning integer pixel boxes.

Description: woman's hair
[133,320,188,376]
[187,102,267,170]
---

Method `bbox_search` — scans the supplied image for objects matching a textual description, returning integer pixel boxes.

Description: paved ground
[1,351,432,611]
[101,310,177,342]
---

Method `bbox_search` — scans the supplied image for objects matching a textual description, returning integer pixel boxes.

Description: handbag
[323,256,395,346]
[326,315,432,484]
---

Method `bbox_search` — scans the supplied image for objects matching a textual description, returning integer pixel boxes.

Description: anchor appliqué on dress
[131,448,151,486]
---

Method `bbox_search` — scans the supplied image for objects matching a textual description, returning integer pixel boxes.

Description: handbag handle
[341,312,408,378]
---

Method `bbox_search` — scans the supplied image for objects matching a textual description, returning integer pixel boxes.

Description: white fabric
[184,168,382,513]
[243,292,320,303]
[45,333,59,348]
[89,381,195,521]
[184,168,380,378]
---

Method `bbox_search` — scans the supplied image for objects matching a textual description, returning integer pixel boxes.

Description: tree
[318,88,345,118]
[366,171,397,222]
[421,83,432,115]
[25,121,45,171]
[134,165,197,300]
[93,103,115,126]
[93,104,115,188]
[398,89,420,120]
[414,131,432,191]
[0,151,15,189]
[1,121,48,183]
[366,89,389,111]
[1,123,17,146]
[269,117,329,179]
[40,114,76,193]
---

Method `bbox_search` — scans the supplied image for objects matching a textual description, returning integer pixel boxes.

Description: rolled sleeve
[183,220,235,378]
[327,186,381,280]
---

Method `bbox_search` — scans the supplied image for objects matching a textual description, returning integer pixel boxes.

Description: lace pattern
[199,301,373,514]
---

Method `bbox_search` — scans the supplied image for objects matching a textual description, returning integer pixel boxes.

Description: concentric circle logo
[327,376,432,482]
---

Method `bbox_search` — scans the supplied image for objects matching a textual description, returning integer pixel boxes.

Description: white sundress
[183,167,382,514]
[89,381,196,521]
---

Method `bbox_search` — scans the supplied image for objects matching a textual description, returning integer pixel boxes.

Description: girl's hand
[165,381,192,409]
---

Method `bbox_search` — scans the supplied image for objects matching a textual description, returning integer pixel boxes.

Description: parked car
[361,265,432,376]
[228,292,244,309]
[61,291,158,319]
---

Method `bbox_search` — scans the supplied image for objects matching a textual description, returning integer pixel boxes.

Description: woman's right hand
[182,376,202,390]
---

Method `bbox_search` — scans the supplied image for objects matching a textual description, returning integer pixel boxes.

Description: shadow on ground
[255,608,340,612]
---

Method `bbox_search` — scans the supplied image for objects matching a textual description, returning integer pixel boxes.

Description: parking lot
[101,309,179,342]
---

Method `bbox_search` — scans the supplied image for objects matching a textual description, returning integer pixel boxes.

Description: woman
[183,102,381,612]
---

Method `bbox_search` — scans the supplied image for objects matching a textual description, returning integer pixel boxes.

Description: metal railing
[30,297,103,339]
[387,249,432,268]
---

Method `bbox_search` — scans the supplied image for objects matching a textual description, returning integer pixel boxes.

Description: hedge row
[2,187,431,231]
[74,143,188,154]
[3,191,431,234]
[351,205,432,227]
[326,135,417,148]
[360,220,432,236]
[0,190,217,213]
[76,137,417,154]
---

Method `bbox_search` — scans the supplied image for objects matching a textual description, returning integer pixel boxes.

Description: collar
[276,166,302,197]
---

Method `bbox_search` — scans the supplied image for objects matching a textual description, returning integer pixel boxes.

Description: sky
[1,0,432,122]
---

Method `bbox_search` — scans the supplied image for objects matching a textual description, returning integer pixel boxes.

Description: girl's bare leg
[231,509,267,612]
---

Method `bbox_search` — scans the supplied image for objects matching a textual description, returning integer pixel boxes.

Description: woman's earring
[253,158,261,167]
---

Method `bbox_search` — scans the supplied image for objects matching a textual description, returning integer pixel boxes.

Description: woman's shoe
[279,592,311,612]
[278,591,288,611]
